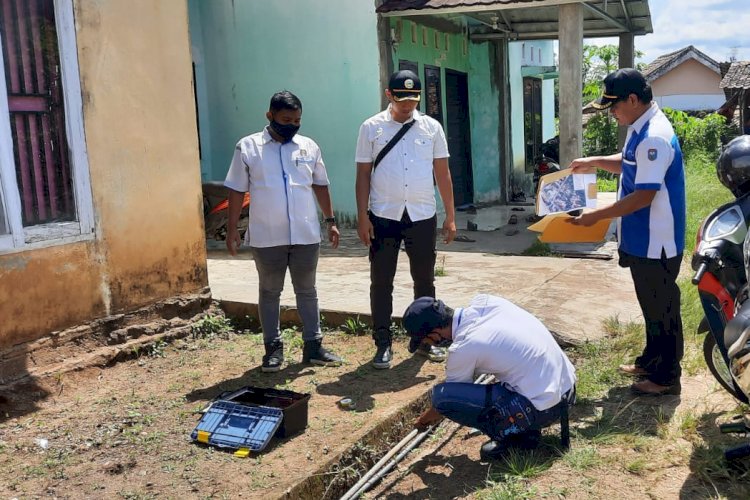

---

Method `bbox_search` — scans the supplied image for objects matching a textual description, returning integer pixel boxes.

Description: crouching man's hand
[415,407,442,431]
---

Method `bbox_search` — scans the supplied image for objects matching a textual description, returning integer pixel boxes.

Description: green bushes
[661,109,728,161]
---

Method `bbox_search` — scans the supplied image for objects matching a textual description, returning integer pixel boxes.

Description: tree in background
[581,44,644,158]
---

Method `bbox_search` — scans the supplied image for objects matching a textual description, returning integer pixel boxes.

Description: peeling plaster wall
[0,0,207,349]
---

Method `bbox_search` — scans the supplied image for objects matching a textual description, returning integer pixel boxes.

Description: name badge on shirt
[294,150,314,167]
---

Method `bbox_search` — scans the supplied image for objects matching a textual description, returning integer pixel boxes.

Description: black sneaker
[480,431,542,461]
[372,329,392,369]
[372,344,392,369]
[479,440,508,461]
[302,340,343,367]
[262,340,284,373]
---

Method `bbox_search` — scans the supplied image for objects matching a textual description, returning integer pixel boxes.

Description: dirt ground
[0,329,443,499]
[2,325,749,500]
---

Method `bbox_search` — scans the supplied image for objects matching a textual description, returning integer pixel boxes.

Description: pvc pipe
[339,428,419,500]
[340,373,494,499]
[350,425,435,497]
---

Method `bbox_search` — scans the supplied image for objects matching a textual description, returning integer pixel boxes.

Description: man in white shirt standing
[403,294,576,460]
[355,70,457,369]
[225,91,342,372]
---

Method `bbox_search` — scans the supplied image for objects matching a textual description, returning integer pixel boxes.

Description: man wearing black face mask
[224,91,342,372]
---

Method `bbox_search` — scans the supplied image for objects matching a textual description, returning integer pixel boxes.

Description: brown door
[445,70,473,206]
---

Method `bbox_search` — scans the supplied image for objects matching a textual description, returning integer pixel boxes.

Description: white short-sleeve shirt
[224,128,329,248]
[355,108,449,222]
[445,294,577,411]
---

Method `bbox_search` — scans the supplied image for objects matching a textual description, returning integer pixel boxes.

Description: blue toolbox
[191,386,310,456]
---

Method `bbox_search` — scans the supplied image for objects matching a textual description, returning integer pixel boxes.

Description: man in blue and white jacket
[569,68,686,396]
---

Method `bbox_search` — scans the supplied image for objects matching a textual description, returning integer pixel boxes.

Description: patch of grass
[491,448,555,479]
[191,313,233,340]
[148,339,167,358]
[521,239,552,256]
[572,316,643,401]
[561,445,598,470]
[391,321,408,339]
[281,326,304,350]
[341,316,369,336]
[435,254,447,277]
[625,457,648,475]
[477,476,538,500]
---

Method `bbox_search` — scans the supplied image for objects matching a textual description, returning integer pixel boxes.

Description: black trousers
[620,250,684,386]
[369,211,437,334]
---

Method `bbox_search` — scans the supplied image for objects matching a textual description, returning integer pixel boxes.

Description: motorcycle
[692,135,750,459]
[691,194,750,405]
[202,181,249,241]
[532,136,561,198]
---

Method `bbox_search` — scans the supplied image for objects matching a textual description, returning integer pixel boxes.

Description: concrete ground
[207,193,641,344]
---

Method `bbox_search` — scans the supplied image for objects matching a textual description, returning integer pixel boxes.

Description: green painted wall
[390,18,502,204]
[467,41,501,203]
[188,0,382,216]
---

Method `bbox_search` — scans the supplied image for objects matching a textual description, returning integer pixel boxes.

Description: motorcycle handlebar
[692,262,708,285]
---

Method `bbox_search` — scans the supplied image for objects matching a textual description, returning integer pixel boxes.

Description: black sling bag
[372,120,415,170]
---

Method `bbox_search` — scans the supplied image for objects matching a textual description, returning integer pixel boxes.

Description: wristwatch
[324,216,336,225]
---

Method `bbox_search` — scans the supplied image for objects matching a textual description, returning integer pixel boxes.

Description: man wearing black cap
[402,294,576,460]
[355,69,457,369]
[568,68,686,396]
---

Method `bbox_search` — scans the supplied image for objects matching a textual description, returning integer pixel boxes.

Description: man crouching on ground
[403,294,576,460]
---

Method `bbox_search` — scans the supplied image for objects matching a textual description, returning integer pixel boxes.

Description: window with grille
[0,0,93,251]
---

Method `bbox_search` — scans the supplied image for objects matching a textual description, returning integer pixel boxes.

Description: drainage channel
[280,390,431,499]
[281,374,493,500]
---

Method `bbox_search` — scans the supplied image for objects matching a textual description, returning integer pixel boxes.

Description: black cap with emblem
[388,70,422,102]
[592,68,652,110]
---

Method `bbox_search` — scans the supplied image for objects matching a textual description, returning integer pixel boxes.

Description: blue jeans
[250,244,321,344]
[431,382,569,442]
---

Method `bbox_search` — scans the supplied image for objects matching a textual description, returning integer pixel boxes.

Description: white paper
[536,172,597,216]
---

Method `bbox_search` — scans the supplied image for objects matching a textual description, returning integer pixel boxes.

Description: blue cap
[403,297,447,353]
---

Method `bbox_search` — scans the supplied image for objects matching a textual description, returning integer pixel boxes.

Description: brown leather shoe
[618,364,649,377]
[631,379,681,396]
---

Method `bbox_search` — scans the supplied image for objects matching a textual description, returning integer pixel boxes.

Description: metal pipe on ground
[338,429,419,500]
[348,425,436,498]
[339,373,494,500]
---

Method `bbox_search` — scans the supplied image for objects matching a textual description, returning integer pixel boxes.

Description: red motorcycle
[202,181,249,241]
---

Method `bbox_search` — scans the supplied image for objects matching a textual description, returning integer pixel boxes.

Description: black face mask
[269,120,300,142]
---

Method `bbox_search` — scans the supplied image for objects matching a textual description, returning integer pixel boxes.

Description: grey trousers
[250,244,321,344]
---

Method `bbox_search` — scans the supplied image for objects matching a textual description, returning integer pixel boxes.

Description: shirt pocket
[372,133,390,159]
[288,154,315,186]
[414,135,434,161]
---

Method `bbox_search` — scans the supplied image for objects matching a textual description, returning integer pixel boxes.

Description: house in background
[189,0,651,211]
[719,61,750,135]
[0,0,207,353]
[643,45,725,112]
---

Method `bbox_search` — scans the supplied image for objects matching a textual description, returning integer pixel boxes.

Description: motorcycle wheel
[703,334,749,404]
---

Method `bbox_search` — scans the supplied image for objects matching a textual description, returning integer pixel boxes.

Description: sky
[589,0,749,64]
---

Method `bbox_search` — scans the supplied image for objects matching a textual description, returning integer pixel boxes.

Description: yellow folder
[528,213,612,243]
